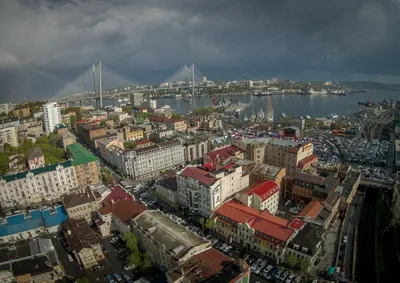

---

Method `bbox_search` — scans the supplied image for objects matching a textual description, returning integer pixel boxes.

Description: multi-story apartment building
[26,124,44,138]
[27,147,45,170]
[67,143,100,186]
[235,159,286,187]
[204,145,245,165]
[177,164,249,217]
[12,105,30,118]
[42,102,62,132]
[63,189,102,224]
[213,199,294,263]
[177,136,209,164]
[235,180,280,214]
[17,117,42,132]
[107,111,128,123]
[241,138,316,173]
[130,93,144,107]
[0,117,20,130]
[61,218,105,269]
[76,122,107,146]
[62,113,71,127]
[166,119,187,132]
[131,210,211,271]
[60,131,77,150]
[123,126,144,141]
[0,161,78,208]
[284,172,339,202]
[124,140,185,180]
[0,126,18,149]
[0,103,9,115]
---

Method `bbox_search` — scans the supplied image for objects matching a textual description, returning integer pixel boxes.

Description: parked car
[67,254,74,262]
[105,275,115,283]
[113,273,123,282]
[285,273,296,283]
[123,274,132,283]
[123,264,133,271]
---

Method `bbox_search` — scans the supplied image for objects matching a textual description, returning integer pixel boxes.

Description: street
[342,191,363,280]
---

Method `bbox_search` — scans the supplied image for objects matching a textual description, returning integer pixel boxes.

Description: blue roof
[0,205,67,237]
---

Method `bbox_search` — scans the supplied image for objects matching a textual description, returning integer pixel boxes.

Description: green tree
[124,232,139,252]
[76,278,90,283]
[0,152,10,175]
[70,115,77,126]
[299,258,310,272]
[124,141,136,149]
[171,113,182,119]
[287,254,299,269]
[2,143,13,152]
[126,250,143,269]
[199,218,205,231]
[205,218,213,232]
[141,252,153,270]
[100,120,107,127]
[101,167,114,185]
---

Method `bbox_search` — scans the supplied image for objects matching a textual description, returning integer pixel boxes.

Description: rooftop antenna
[99,62,103,109]
[192,63,195,97]
[92,64,98,109]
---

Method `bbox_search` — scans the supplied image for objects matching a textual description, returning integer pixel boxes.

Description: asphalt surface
[355,188,378,283]
[52,233,135,282]
[342,192,363,280]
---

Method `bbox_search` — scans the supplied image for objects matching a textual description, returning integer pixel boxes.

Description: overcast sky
[0,0,400,102]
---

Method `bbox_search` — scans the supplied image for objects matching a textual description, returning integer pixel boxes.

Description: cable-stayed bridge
[56,63,210,105]
[53,63,138,100]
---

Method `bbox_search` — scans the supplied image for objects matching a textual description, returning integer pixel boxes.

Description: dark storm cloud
[0,0,399,102]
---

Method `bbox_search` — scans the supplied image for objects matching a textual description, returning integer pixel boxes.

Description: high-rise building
[130,93,144,107]
[43,102,61,133]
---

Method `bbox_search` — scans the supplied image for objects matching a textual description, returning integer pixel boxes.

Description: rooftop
[156,176,178,192]
[214,200,292,242]
[167,248,240,282]
[27,147,44,160]
[63,190,98,209]
[0,206,67,237]
[297,201,324,219]
[289,224,323,255]
[12,255,54,277]
[206,145,244,163]
[101,185,133,207]
[1,160,73,183]
[133,210,210,259]
[294,172,324,185]
[134,140,181,155]
[67,143,97,166]
[288,218,306,230]
[243,180,280,201]
[62,218,102,253]
[234,159,282,179]
[111,199,147,225]
[180,166,218,186]
[297,154,318,169]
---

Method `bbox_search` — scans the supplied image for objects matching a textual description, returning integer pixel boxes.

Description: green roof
[2,161,73,183]
[55,123,67,129]
[67,143,97,166]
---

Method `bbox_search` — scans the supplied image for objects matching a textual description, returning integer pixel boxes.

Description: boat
[265,96,274,123]
[118,99,123,103]
[249,111,256,123]
[255,108,265,123]
[305,115,311,119]
[244,114,249,122]
[328,113,339,120]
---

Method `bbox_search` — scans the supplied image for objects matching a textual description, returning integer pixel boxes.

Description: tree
[124,141,136,149]
[205,218,213,233]
[100,120,107,127]
[299,258,310,272]
[287,254,299,269]
[124,232,139,252]
[141,252,153,270]
[0,152,10,175]
[101,167,114,185]
[2,143,13,152]
[76,278,90,283]
[70,115,77,126]
[199,218,205,231]
[127,250,143,269]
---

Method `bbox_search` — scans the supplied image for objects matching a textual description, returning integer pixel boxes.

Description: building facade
[67,143,101,186]
[177,136,209,164]
[123,126,144,141]
[130,93,144,107]
[131,210,211,271]
[13,105,30,118]
[43,102,62,133]
[234,159,286,187]
[63,189,102,224]
[124,140,185,180]
[27,147,45,170]
[0,161,78,208]
[76,122,107,146]
[177,165,249,217]
[0,126,18,149]
[60,131,77,149]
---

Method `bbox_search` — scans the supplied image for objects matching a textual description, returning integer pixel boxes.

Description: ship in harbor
[265,96,274,123]
[215,98,249,112]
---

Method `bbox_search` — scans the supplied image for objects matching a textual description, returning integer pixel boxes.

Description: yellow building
[67,143,101,186]
[123,126,144,141]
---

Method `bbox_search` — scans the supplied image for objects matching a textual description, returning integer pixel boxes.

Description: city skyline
[0,0,400,102]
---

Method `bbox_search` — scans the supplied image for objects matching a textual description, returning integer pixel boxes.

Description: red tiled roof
[297,154,318,169]
[136,139,152,145]
[288,147,300,153]
[112,199,147,224]
[245,180,279,201]
[251,217,293,242]
[181,167,217,186]
[214,200,293,242]
[193,248,233,277]
[206,145,244,162]
[297,200,323,219]
[288,218,306,230]
[102,186,133,207]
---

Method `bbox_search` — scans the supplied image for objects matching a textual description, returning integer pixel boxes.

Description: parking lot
[52,232,135,283]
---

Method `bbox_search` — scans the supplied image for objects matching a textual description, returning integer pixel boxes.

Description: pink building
[27,147,45,170]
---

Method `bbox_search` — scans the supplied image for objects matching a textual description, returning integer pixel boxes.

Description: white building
[0,161,78,208]
[0,126,18,149]
[235,179,280,215]
[177,164,249,217]
[107,111,129,122]
[0,103,9,115]
[124,140,185,180]
[43,102,62,133]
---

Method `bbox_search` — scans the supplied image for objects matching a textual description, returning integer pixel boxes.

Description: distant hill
[341,81,400,91]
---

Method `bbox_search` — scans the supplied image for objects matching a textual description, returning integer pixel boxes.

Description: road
[355,188,378,283]
[342,192,363,280]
